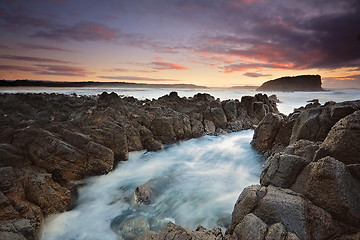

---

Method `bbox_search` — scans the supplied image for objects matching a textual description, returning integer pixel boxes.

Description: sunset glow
[1,0,359,88]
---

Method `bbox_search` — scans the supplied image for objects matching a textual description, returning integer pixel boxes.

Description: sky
[0,0,360,88]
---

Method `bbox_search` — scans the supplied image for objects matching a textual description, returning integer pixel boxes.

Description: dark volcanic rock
[256,75,324,92]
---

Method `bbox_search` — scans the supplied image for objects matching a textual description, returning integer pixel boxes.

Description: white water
[1,87,359,114]
[41,130,262,240]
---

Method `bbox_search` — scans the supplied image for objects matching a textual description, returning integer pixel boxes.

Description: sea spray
[41,130,262,240]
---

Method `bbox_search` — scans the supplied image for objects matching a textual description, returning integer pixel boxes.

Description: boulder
[292,157,360,228]
[204,120,216,134]
[251,113,283,153]
[260,153,310,188]
[230,185,339,240]
[234,213,268,240]
[314,111,360,165]
[151,117,177,144]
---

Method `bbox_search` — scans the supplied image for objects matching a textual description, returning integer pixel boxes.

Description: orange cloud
[151,61,189,70]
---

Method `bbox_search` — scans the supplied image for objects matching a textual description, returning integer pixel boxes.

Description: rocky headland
[256,75,324,92]
[144,98,360,240]
[0,91,278,239]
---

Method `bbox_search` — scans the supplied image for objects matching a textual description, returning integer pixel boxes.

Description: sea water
[41,130,261,240]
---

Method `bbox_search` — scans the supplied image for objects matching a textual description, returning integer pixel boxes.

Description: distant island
[256,75,324,91]
[0,80,207,89]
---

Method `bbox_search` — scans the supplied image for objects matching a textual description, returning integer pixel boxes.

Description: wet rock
[111,215,150,240]
[314,111,360,165]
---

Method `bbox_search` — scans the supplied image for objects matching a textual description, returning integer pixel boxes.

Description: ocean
[1,87,359,240]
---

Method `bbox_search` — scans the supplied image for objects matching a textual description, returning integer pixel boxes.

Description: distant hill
[256,75,324,92]
[0,80,207,89]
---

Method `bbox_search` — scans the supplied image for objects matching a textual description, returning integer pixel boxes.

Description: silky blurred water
[41,130,262,240]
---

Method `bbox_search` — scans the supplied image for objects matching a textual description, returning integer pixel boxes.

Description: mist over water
[41,130,262,240]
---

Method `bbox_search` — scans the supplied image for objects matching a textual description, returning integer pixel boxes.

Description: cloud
[107,68,156,73]
[151,61,189,70]
[0,65,36,71]
[0,44,13,49]
[99,75,179,82]
[223,62,293,73]
[35,64,91,76]
[32,21,120,42]
[18,43,74,52]
[0,54,71,64]
[243,72,272,78]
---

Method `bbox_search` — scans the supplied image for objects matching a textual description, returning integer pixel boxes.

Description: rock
[290,107,333,144]
[285,232,300,240]
[265,222,287,240]
[210,107,227,129]
[283,140,321,162]
[234,213,268,240]
[240,96,255,117]
[230,185,339,240]
[223,100,238,121]
[229,185,267,233]
[292,156,360,228]
[251,113,283,153]
[0,219,36,240]
[314,111,360,165]
[86,141,114,176]
[23,170,71,216]
[260,153,310,188]
[256,75,324,92]
[269,94,280,103]
[134,186,153,205]
[111,215,150,240]
[143,222,223,240]
[190,118,205,138]
[204,120,216,134]
[0,144,27,168]
[151,117,177,144]
[139,126,162,151]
